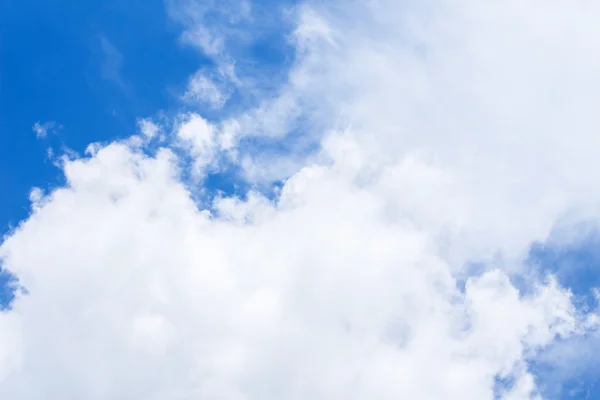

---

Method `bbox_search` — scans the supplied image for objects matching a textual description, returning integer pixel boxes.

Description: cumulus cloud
[0,142,583,399]
[3,0,600,399]
[175,113,219,175]
[137,118,161,140]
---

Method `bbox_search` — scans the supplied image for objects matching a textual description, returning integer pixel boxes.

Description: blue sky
[2,1,600,398]
[0,0,203,230]
[0,0,298,227]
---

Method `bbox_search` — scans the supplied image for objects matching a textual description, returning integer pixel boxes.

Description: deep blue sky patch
[0,0,202,232]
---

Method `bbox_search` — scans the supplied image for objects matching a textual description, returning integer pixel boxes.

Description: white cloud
[166,0,253,61]
[32,121,58,139]
[183,72,228,109]
[3,0,600,398]
[166,0,296,114]
[175,113,218,175]
[0,143,583,398]
[137,118,160,139]
[236,0,600,267]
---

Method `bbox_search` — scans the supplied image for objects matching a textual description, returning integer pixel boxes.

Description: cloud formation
[3,0,600,398]
[32,121,58,139]
[98,36,127,92]
[183,71,229,109]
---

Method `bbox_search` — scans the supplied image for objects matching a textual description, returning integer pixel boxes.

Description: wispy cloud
[32,121,60,138]
[183,71,228,109]
[166,0,294,110]
[166,0,252,61]
[98,35,126,91]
